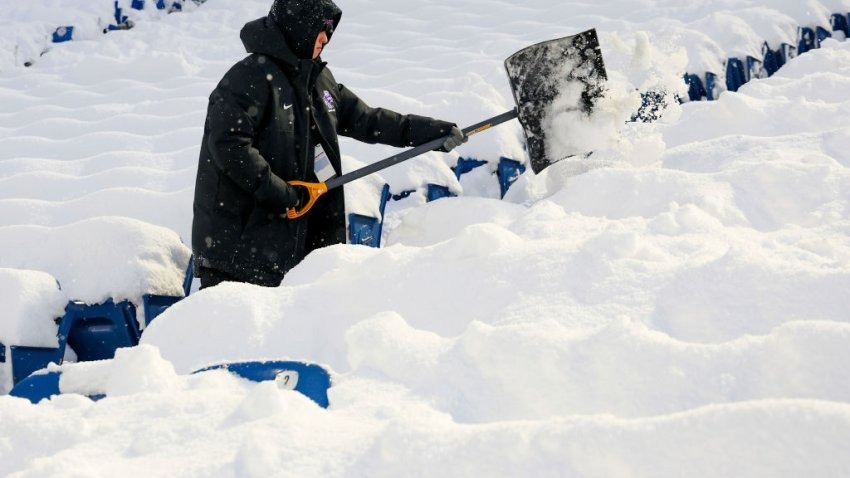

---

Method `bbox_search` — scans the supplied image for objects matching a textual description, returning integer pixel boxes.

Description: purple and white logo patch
[322,90,335,111]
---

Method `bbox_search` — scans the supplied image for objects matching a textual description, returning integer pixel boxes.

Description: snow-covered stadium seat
[453,157,488,179]
[0,269,67,393]
[832,13,849,37]
[725,56,762,92]
[426,184,455,202]
[497,157,526,198]
[61,299,141,362]
[349,185,392,248]
[798,27,817,55]
[684,74,706,101]
[816,26,832,46]
[51,26,74,43]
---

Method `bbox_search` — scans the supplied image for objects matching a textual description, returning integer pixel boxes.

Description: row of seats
[684,12,850,101]
[348,157,526,248]
[2,262,192,388]
[51,0,200,43]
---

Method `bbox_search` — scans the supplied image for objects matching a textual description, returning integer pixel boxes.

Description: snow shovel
[287,28,607,219]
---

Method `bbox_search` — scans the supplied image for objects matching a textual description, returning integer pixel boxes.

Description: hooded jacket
[192,0,455,286]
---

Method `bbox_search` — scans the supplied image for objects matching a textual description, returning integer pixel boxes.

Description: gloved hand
[438,126,467,153]
[291,183,311,209]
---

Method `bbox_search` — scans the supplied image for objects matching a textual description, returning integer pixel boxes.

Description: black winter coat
[192,7,454,286]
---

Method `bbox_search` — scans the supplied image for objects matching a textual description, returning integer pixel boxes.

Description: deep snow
[1,0,850,476]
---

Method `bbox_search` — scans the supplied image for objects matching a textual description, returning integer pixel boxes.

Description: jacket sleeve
[206,61,301,213]
[335,83,455,148]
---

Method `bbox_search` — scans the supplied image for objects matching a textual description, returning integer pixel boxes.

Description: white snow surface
[2,0,850,476]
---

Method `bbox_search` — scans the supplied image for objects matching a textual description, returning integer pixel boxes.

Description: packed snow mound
[0,216,191,305]
[0,269,66,348]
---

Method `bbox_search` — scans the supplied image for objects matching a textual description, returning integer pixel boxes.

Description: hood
[268,0,343,60]
[240,16,302,67]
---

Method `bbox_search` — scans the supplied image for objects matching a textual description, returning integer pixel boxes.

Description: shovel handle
[286,181,328,219]
[286,109,519,219]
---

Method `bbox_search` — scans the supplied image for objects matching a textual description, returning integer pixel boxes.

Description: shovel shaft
[325,108,518,191]
[286,108,518,219]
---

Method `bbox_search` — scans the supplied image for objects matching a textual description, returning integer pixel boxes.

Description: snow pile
[0,269,68,393]
[0,217,191,306]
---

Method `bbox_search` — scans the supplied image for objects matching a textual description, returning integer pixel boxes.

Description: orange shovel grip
[286,181,328,219]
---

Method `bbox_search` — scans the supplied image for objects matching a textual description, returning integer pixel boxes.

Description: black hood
[240,16,302,67]
[267,0,342,60]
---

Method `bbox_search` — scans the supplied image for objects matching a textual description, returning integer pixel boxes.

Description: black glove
[291,183,311,209]
[438,126,467,153]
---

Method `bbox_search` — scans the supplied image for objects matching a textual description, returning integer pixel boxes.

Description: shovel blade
[505,29,607,174]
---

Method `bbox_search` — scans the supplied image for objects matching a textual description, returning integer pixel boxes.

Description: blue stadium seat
[453,157,488,180]
[60,299,141,362]
[9,370,105,404]
[7,299,142,387]
[831,13,849,36]
[141,256,194,326]
[194,360,332,408]
[798,27,816,54]
[746,56,762,80]
[725,57,747,92]
[815,26,832,46]
[51,26,74,43]
[9,371,61,403]
[684,74,706,101]
[142,295,183,326]
[348,184,391,248]
[131,0,145,9]
[391,190,415,201]
[761,42,783,76]
[10,359,332,407]
[0,342,5,363]
[780,43,797,64]
[105,0,132,32]
[705,72,719,100]
[497,157,526,197]
[10,346,61,385]
[426,184,455,202]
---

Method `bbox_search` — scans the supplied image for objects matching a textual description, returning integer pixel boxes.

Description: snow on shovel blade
[505,29,608,174]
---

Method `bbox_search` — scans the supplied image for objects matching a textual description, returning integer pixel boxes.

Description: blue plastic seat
[815,26,832,46]
[831,13,849,36]
[10,360,332,408]
[348,184,391,248]
[684,74,706,101]
[106,0,132,32]
[60,299,141,362]
[9,371,61,403]
[705,72,719,100]
[497,157,526,197]
[142,256,194,326]
[725,58,747,92]
[426,184,455,202]
[10,346,62,385]
[52,26,74,43]
[9,370,104,404]
[453,157,488,180]
[349,214,382,247]
[762,42,783,77]
[7,299,141,386]
[0,342,5,364]
[194,360,332,408]
[798,27,816,54]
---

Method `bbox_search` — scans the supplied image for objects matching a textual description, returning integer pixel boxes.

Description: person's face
[313,31,329,59]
